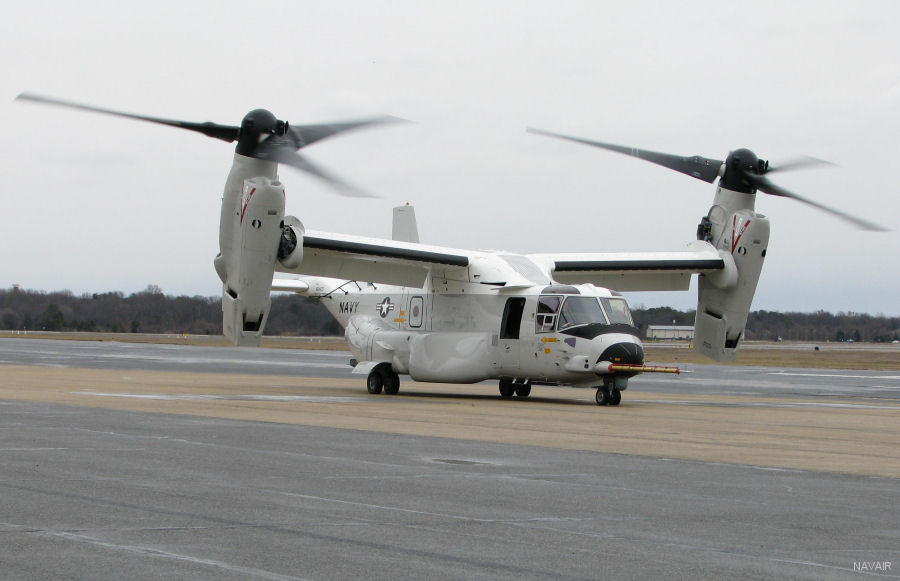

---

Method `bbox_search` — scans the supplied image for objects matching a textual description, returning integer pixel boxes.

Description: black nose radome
[598,342,644,366]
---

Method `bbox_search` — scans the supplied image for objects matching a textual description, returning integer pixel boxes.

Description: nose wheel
[609,387,621,406]
[595,386,622,406]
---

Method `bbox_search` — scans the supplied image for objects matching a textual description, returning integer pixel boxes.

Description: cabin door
[498,297,526,371]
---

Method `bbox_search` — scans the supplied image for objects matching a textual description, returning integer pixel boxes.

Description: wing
[279,229,476,288]
[529,240,727,291]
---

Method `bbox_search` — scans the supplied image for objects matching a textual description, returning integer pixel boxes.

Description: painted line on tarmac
[634,398,900,410]
[75,392,900,410]
[769,371,900,380]
[76,392,370,403]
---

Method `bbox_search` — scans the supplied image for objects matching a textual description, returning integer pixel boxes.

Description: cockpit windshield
[557,297,609,330]
[537,295,635,333]
[600,297,634,325]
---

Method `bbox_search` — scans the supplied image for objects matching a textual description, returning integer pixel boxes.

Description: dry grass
[645,341,900,370]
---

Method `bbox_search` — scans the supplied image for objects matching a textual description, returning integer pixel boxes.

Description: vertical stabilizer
[392,204,420,243]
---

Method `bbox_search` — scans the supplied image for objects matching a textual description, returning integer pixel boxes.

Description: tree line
[0,285,340,336]
[632,306,900,343]
[2,286,898,342]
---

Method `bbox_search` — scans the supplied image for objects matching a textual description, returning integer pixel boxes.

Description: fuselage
[306,272,644,388]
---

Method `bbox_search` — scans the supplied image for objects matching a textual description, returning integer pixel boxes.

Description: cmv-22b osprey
[16,94,885,407]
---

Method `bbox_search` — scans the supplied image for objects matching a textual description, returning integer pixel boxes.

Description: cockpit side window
[536,295,561,333]
[558,296,609,330]
[600,297,634,325]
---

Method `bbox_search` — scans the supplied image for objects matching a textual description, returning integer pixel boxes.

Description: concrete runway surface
[1,338,898,580]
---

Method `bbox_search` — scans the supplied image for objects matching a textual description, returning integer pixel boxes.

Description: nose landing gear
[595,378,624,406]
[595,386,621,406]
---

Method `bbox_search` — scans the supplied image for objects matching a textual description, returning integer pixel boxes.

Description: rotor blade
[287,115,408,149]
[768,155,836,173]
[259,145,375,198]
[527,127,724,183]
[744,173,888,232]
[16,92,240,142]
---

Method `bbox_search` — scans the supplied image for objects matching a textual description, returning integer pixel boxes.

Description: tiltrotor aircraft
[16,94,885,407]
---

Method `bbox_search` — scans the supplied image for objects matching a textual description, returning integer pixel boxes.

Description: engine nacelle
[694,199,770,362]
[220,176,285,346]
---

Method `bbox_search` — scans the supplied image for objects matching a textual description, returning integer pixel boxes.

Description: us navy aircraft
[16,93,885,407]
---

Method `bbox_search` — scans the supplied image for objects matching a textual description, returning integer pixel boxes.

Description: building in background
[646,325,695,341]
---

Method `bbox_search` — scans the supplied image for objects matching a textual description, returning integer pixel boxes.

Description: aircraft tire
[499,380,515,398]
[366,370,384,395]
[609,388,622,406]
[595,386,610,406]
[515,384,532,397]
[383,368,400,395]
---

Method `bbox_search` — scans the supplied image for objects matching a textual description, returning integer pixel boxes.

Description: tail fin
[392,204,420,243]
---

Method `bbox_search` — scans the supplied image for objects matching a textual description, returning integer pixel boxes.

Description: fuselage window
[558,296,608,330]
[599,297,634,325]
[409,295,424,328]
[535,295,561,333]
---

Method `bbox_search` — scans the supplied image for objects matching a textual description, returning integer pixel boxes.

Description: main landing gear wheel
[515,384,532,398]
[367,364,400,395]
[499,380,515,398]
[366,368,384,395]
[366,370,384,395]
[383,369,400,395]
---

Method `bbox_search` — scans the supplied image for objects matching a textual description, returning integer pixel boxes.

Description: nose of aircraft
[597,341,644,366]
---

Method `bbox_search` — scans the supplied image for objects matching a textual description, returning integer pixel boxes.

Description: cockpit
[536,294,634,333]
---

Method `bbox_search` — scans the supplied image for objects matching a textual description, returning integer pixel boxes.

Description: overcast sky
[2,1,898,315]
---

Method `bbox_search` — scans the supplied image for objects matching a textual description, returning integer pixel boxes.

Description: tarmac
[1,338,898,580]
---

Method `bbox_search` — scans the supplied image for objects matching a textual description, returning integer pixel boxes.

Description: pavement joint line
[31,531,311,581]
